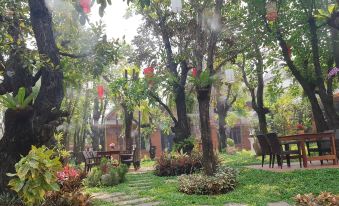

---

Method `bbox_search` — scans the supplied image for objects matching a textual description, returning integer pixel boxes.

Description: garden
[1,0,339,206]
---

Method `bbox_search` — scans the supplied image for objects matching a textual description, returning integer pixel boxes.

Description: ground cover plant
[88,152,339,206]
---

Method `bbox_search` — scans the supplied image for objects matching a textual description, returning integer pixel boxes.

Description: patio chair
[82,150,100,172]
[120,147,140,171]
[256,134,272,167]
[266,133,302,169]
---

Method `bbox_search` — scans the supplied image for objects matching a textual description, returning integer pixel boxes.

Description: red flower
[266,11,278,22]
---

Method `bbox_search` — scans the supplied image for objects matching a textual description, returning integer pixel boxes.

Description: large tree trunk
[197,87,217,176]
[216,101,227,150]
[172,84,192,153]
[0,0,63,192]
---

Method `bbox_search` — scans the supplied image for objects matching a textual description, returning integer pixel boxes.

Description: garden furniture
[279,132,337,168]
[120,148,140,170]
[96,150,121,162]
[266,133,302,169]
[82,150,100,172]
[256,134,272,167]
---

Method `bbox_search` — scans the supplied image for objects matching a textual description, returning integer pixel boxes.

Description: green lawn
[88,151,339,206]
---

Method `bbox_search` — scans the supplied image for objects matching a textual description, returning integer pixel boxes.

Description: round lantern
[143,67,154,78]
[80,0,91,13]
[171,0,182,13]
[224,69,235,84]
[97,85,104,99]
[192,68,197,78]
[266,1,277,22]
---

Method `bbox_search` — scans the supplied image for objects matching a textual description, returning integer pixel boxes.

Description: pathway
[92,174,160,206]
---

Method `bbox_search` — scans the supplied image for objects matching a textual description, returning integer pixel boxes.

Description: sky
[89,2,143,43]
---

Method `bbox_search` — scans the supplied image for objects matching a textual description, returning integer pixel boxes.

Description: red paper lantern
[192,68,197,77]
[287,46,292,58]
[143,67,154,78]
[97,85,104,99]
[266,11,278,22]
[80,0,91,13]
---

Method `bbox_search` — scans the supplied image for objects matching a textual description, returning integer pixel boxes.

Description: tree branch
[148,91,178,124]
[58,51,93,58]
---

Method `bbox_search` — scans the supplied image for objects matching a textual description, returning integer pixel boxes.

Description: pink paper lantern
[143,67,154,78]
[192,68,197,77]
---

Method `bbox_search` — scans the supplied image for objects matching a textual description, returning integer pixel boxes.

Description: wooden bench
[82,150,100,172]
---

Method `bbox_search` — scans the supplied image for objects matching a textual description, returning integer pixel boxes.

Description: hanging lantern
[97,85,104,99]
[80,0,91,13]
[287,46,292,58]
[225,69,235,84]
[143,67,154,78]
[171,0,182,13]
[192,68,197,78]
[266,1,277,22]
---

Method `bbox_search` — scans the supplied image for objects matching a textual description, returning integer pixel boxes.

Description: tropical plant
[0,87,38,110]
[7,146,62,206]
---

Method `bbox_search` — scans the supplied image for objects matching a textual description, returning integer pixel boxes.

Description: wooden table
[279,132,337,168]
[96,150,121,161]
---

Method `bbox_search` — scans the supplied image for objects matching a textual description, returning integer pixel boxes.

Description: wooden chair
[82,150,100,172]
[256,134,272,167]
[266,133,302,169]
[120,148,140,171]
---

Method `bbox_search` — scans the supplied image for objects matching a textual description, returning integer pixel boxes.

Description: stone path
[92,174,161,206]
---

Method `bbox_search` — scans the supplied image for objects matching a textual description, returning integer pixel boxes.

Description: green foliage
[54,132,70,160]
[178,166,238,195]
[154,151,203,176]
[0,193,23,206]
[226,138,235,147]
[7,146,62,206]
[172,137,195,153]
[0,87,38,110]
[191,70,214,88]
[83,167,102,187]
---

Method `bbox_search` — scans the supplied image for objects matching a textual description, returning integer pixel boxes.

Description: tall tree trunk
[216,101,227,150]
[197,87,217,176]
[0,0,63,192]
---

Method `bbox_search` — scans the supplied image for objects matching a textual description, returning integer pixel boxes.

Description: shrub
[117,164,128,183]
[226,138,235,147]
[7,146,62,206]
[154,151,203,176]
[43,166,90,206]
[83,167,102,187]
[294,192,339,206]
[178,166,238,195]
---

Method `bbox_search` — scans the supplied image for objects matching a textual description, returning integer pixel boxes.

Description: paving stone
[135,202,161,206]
[267,202,290,206]
[224,203,247,206]
[116,197,151,205]
[128,183,151,187]
[109,195,138,202]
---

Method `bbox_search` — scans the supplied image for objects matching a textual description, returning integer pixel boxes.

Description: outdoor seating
[120,148,140,170]
[82,150,100,172]
[256,134,272,167]
[266,133,302,169]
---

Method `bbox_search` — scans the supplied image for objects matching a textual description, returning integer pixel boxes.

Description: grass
[88,151,339,206]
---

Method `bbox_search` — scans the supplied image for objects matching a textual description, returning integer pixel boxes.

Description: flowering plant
[109,142,115,149]
[296,123,304,130]
[57,165,79,182]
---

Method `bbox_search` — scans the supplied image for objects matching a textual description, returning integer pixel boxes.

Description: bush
[294,192,339,206]
[43,166,90,206]
[83,167,102,187]
[84,161,129,187]
[154,151,203,176]
[226,138,235,147]
[178,166,238,195]
[7,146,62,206]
